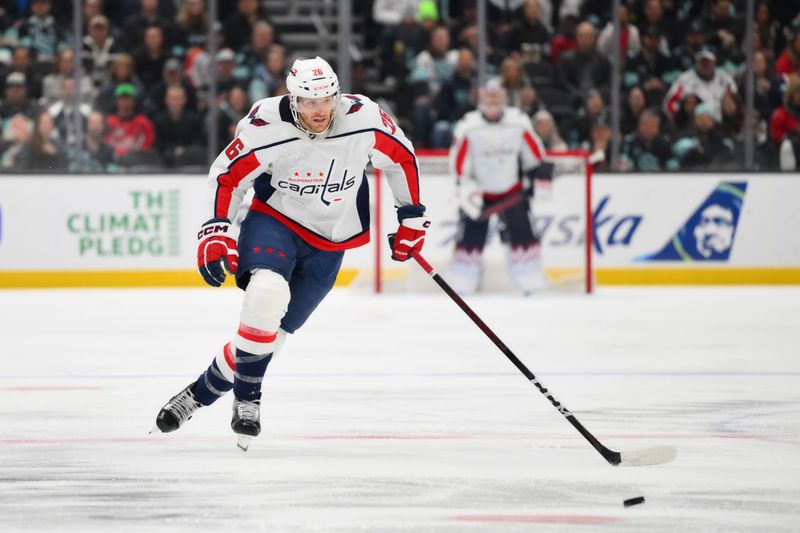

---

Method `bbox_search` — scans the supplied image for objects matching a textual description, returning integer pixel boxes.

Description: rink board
[0,173,798,288]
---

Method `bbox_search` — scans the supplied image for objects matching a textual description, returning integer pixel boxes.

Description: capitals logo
[277,159,357,206]
[639,182,747,262]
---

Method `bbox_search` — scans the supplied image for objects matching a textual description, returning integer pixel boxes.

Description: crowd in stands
[0,0,799,172]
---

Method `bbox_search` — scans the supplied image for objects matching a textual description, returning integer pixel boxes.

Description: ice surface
[1,286,799,532]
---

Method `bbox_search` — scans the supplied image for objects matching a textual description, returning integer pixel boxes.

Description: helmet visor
[295,95,335,114]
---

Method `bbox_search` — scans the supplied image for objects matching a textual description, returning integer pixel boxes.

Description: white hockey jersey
[208,94,421,251]
[450,107,546,197]
[664,67,737,119]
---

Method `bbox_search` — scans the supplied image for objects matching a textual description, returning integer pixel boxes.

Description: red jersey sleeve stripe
[215,152,261,218]
[665,86,683,117]
[455,137,469,177]
[522,131,544,161]
[373,130,420,205]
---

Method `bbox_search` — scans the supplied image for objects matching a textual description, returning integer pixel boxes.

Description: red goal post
[371,149,593,294]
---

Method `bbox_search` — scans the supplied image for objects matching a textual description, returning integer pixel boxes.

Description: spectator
[248,45,286,101]
[703,0,743,58]
[16,111,67,170]
[565,89,607,147]
[82,15,122,88]
[408,25,458,146]
[17,0,66,62]
[105,82,156,164]
[720,91,745,140]
[213,48,242,97]
[597,4,640,61]
[776,25,800,77]
[519,85,543,116]
[148,57,198,115]
[81,0,104,35]
[755,1,780,61]
[770,75,800,145]
[621,86,647,135]
[664,47,737,121]
[672,20,707,73]
[640,0,674,50]
[0,73,38,130]
[1,114,33,168]
[373,0,420,79]
[96,53,144,115]
[176,0,209,50]
[133,25,168,90]
[744,50,778,124]
[41,48,94,108]
[503,0,551,55]
[671,93,701,136]
[673,102,736,169]
[218,85,250,147]
[431,47,477,148]
[533,109,567,151]
[549,12,578,64]
[557,22,611,104]
[47,77,92,147]
[223,0,265,51]
[237,20,276,76]
[122,0,178,51]
[76,111,114,171]
[495,56,530,108]
[624,26,678,106]
[621,109,673,171]
[5,46,43,100]
[153,85,205,168]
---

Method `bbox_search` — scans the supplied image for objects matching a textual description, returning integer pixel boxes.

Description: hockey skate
[152,382,203,434]
[232,397,261,451]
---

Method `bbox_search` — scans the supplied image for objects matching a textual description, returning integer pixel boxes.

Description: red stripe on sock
[237,324,277,344]
[223,342,236,370]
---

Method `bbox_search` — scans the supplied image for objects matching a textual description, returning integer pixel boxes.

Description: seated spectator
[670,93,701,136]
[664,47,737,121]
[703,0,743,60]
[502,0,551,55]
[153,85,205,168]
[533,109,568,151]
[621,109,673,171]
[1,114,33,169]
[770,75,800,145]
[720,91,744,140]
[0,73,39,130]
[755,2,780,62]
[95,54,144,115]
[408,25,458,146]
[672,20,707,73]
[549,12,578,64]
[565,89,607,147]
[237,20,276,77]
[743,50,778,123]
[372,0,421,79]
[148,58,198,115]
[431,47,477,148]
[16,111,67,171]
[17,0,66,62]
[47,77,92,147]
[176,0,209,50]
[223,0,266,51]
[621,86,647,135]
[213,48,243,98]
[41,48,94,107]
[624,26,679,107]
[123,0,179,51]
[672,102,736,169]
[597,4,640,61]
[495,56,531,108]
[639,0,674,51]
[82,15,122,88]
[218,86,250,147]
[248,45,286,102]
[81,0,104,36]
[105,83,157,165]
[557,22,610,104]
[776,25,800,77]
[133,25,168,90]
[75,111,115,172]
[5,46,43,100]
[519,85,543,116]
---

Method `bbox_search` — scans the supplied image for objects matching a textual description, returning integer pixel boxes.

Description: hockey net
[362,149,593,294]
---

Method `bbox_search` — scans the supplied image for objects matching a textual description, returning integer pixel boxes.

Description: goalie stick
[408,249,677,467]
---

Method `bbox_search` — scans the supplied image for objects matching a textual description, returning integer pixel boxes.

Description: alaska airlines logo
[277,159,357,205]
[639,182,747,262]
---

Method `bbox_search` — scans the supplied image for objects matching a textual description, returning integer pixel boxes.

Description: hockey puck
[623,496,645,507]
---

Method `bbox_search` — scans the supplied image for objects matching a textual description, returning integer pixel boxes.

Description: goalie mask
[286,56,341,138]
[479,79,507,122]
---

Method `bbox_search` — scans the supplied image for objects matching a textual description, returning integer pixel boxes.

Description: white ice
[1,285,799,532]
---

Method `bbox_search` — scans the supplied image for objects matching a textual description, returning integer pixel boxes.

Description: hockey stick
[409,249,677,467]
[479,193,524,220]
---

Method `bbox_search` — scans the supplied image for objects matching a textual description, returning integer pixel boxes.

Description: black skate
[153,382,202,433]
[232,398,261,451]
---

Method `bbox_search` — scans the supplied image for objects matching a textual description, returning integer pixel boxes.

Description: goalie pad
[506,244,548,294]
[448,247,483,295]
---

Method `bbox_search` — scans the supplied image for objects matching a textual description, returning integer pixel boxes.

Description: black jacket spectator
[502,0,551,54]
[222,0,266,51]
[557,22,610,103]
[621,112,673,171]
[153,85,205,167]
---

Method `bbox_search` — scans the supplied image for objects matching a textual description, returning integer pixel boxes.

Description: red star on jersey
[278,251,286,258]
[306,171,312,177]
[318,171,324,177]
[294,171,299,177]
[252,247,261,253]
[266,247,274,253]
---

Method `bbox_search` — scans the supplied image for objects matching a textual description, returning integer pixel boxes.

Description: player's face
[296,96,334,133]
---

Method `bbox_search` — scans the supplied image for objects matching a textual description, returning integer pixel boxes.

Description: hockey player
[153,57,428,441]
[448,80,549,295]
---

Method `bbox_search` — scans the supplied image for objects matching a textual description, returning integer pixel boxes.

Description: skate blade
[236,435,253,452]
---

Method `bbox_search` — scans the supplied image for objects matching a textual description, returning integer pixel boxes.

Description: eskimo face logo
[693,204,734,258]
